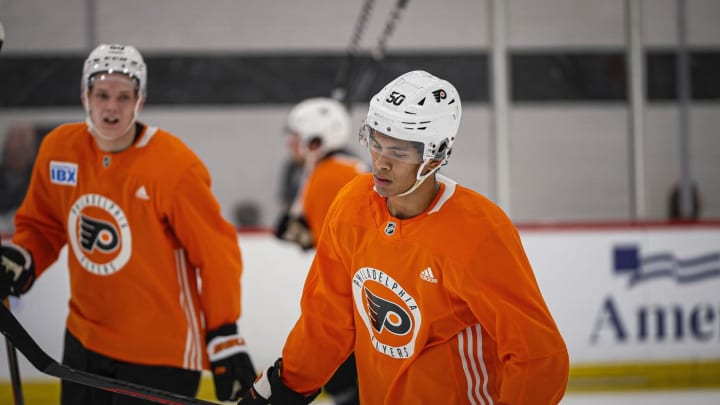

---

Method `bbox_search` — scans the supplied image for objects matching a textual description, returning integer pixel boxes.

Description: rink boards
[1,223,719,395]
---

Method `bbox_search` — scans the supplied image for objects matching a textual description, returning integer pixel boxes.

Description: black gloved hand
[237,358,319,405]
[0,242,36,300]
[207,323,257,401]
[280,216,314,251]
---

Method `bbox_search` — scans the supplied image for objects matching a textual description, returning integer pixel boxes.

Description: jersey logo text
[353,267,422,359]
[50,161,78,186]
[68,194,132,276]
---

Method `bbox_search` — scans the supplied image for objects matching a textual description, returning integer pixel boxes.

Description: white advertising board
[2,224,719,382]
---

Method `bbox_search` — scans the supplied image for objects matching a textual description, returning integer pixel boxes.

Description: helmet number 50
[386,91,406,106]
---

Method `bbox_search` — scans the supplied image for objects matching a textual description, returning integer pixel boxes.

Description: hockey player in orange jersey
[276,97,368,251]
[0,44,256,404]
[276,97,368,404]
[240,70,569,404]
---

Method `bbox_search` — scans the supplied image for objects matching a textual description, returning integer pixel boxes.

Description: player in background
[240,70,569,404]
[276,97,368,252]
[0,122,38,234]
[275,97,367,404]
[0,44,256,404]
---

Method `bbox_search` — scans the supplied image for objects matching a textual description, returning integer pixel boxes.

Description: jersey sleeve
[12,137,68,275]
[280,196,356,394]
[163,161,243,332]
[451,223,569,403]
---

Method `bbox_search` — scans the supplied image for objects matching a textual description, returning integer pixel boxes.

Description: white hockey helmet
[361,70,462,167]
[286,97,352,154]
[81,44,147,98]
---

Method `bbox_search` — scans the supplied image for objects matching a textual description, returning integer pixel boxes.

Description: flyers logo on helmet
[68,193,132,275]
[353,267,422,359]
[432,89,447,102]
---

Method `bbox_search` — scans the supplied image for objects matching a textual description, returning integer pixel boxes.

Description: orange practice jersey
[12,122,243,371]
[282,174,569,404]
[297,153,367,244]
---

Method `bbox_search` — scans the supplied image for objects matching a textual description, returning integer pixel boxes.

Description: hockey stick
[0,305,217,405]
[1,236,26,404]
[344,0,411,107]
[3,297,24,405]
[332,0,376,106]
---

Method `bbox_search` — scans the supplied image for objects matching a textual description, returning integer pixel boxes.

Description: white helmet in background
[287,97,352,155]
[361,70,462,196]
[82,44,147,98]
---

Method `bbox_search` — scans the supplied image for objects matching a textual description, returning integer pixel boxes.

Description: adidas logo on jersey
[420,267,438,283]
[135,185,150,200]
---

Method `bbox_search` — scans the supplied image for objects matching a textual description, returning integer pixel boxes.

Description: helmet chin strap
[394,160,440,197]
[372,160,442,198]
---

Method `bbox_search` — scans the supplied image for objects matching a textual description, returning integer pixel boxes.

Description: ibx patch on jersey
[50,161,78,186]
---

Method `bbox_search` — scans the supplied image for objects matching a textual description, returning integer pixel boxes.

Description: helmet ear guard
[429,137,452,163]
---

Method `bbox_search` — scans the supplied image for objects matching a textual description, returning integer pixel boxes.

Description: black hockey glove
[237,358,319,405]
[207,323,257,401]
[277,215,314,251]
[0,242,36,300]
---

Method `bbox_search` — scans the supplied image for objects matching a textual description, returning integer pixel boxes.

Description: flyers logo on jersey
[50,161,78,186]
[365,288,412,335]
[79,215,120,253]
[353,267,422,359]
[67,193,132,275]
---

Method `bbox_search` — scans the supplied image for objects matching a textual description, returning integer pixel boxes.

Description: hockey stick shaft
[1,235,25,405]
[4,298,24,405]
[332,0,376,105]
[0,305,216,405]
[345,0,410,105]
